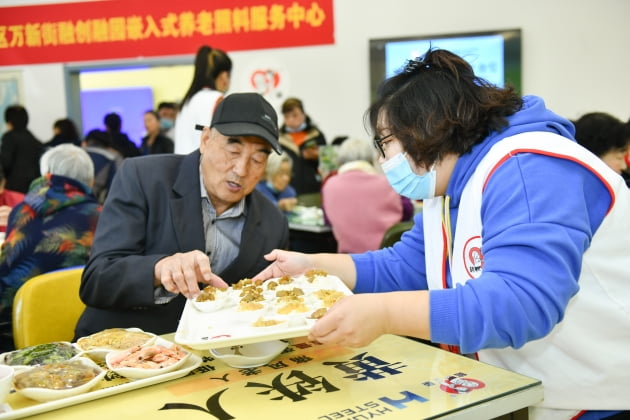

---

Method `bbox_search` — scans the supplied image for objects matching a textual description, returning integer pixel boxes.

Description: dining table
[287,206,337,253]
[1,333,543,420]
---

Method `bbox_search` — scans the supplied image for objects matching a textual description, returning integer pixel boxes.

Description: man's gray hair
[40,144,94,187]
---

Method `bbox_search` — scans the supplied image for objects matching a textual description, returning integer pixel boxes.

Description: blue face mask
[285,122,307,133]
[160,118,174,131]
[382,152,437,200]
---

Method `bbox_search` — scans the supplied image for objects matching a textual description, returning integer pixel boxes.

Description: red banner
[0,0,334,66]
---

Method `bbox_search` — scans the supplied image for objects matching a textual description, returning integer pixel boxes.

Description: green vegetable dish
[3,342,79,366]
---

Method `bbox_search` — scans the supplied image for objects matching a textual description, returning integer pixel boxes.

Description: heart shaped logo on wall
[250,69,281,96]
[237,59,289,110]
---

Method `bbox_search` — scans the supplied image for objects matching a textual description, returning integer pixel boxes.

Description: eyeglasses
[373,133,393,158]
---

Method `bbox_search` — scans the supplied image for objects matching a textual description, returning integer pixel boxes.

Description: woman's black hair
[365,48,522,168]
[574,112,630,157]
[54,118,80,141]
[181,45,232,106]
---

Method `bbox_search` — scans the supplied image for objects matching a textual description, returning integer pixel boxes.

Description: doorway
[63,56,193,144]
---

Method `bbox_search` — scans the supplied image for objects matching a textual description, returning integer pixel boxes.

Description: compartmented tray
[174,272,352,350]
[0,340,201,420]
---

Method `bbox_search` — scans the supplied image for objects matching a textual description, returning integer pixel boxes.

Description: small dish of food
[13,357,105,402]
[250,315,290,329]
[210,340,288,368]
[0,342,81,372]
[105,338,191,380]
[75,328,156,360]
[191,284,234,313]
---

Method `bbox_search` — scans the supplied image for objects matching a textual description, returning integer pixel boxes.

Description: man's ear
[199,127,212,153]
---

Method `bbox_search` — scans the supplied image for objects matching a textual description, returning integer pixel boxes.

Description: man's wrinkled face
[199,128,271,215]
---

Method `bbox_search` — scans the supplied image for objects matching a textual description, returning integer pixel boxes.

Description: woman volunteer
[254,49,630,420]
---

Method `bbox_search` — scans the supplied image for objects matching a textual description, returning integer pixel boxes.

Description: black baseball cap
[210,92,281,154]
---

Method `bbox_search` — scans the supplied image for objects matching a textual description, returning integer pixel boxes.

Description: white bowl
[105,339,191,380]
[210,340,288,368]
[75,328,157,361]
[13,357,105,402]
[0,365,14,404]
[191,290,234,313]
[0,342,81,372]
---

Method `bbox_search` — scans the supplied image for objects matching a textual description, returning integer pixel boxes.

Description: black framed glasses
[373,133,393,158]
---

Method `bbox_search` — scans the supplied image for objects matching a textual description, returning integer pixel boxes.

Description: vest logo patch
[463,236,483,278]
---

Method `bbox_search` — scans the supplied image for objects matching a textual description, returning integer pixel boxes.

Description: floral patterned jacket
[0,174,101,349]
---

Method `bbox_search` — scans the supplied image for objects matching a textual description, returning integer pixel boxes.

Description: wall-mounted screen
[80,86,154,147]
[369,29,522,101]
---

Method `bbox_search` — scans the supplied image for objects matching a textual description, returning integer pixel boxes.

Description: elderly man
[75,93,289,337]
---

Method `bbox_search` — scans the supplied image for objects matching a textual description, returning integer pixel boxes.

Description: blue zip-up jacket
[351,96,611,353]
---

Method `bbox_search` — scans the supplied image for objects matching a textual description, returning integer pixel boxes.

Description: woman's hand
[253,249,313,281]
[308,291,431,348]
[308,294,388,347]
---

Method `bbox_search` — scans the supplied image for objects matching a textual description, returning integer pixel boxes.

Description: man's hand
[154,250,228,299]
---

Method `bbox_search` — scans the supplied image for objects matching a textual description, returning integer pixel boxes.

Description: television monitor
[369,29,522,101]
[80,86,154,147]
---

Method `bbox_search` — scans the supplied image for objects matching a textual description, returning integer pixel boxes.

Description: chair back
[380,221,414,248]
[12,266,85,349]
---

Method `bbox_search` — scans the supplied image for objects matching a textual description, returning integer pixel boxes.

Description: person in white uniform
[174,45,232,154]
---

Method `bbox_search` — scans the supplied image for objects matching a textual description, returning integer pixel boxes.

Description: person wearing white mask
[253,48,630,420]
[278,97,327,195]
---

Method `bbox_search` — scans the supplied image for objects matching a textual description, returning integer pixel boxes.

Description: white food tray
[174,273,352,350]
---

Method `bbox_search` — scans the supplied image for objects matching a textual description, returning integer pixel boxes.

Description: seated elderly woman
[0,144,102,352]
[321,137,413,253]
[255,152,298,213]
